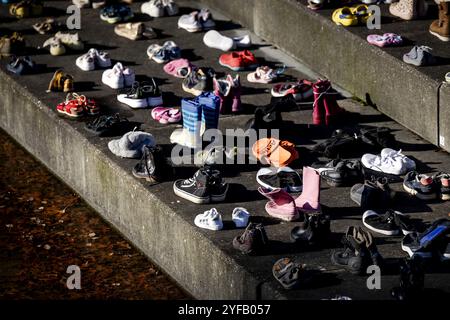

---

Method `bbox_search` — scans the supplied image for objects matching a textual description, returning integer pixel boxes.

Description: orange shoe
[252,138,299,167]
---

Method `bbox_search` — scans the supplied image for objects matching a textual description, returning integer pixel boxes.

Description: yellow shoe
[351,4,373,25]
[9,1,30,19]
[332,7,358,27]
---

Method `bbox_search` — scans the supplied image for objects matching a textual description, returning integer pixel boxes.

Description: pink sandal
[151,106,181,124]
[367,33,403,47]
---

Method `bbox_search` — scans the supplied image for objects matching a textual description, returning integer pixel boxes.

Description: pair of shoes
[170,92,220,148]
[47,70,74,93]
[114,22,157,40]
[311,79,346,126]
[182,67,215,96]
[108,131,156,159]
[195,207,249,231]
[43,32,84,56]
[401,219,450,258]
[362,148,416,176]
[248,65,284,84]
[332,5,372,27]
[350,176,394,209]
[363,209,416,236]
[314,159,363,187]
[164,58,195,78]
[6,55,35,75]
[73,0,106,9]
[100,4,134,24]
[245,99,286,132]
[213,74,241,114]
[85,114,131,137]
[252,138,299,168]
[102,62,135,89]
[132,145,168,183]
[272,257,315,289]
[76,48,111,71]
[332,226,383,275]
[258,167,321,221]
[203,30,251,51]
[271,79,313,101]
[219,50,258,71]
[430,1,450,42]
[117,80,162,109]
[141,0,178,18]
[0,32,25,57]
[256,167,302,193]
[173,166,228,204]
[9,0,43,19]
[32,18,55,34]
[147,41,181,64]
[291,211,331,246]
[56,93,99,118]
[389,0,427,20]
[367,33,403,47]
[178,8,215,32]
[151,107,181,124]
[403,171,450,201]
[403,45,436,66]
[233,222,268,254]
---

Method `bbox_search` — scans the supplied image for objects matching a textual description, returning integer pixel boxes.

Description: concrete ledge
[198,0,450,151]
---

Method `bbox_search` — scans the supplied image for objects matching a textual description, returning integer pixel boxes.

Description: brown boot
[430,2,450,42]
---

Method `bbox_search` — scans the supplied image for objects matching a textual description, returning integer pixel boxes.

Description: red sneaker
[219,50,258,71]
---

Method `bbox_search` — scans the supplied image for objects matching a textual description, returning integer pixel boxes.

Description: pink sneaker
[367,33,403,47]
[163,58,195,78]
[258,187,299,221]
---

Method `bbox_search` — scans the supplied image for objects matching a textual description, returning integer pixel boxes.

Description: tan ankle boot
[430,2,450,41]
[389,0,428,20]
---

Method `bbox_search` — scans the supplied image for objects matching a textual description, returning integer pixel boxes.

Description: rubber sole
[362,211,399,236]
[173,184,210,204]
[56,108,83,118]
[429,30,450,42]
[400,243,433,258]
[403,183,438,200]
[218,60,258,72]
[117,95,148,109]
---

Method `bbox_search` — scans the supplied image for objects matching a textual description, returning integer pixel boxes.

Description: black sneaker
[143,78,163,107]
[331,226,365,275]
[362,210,415,236]
[233,222,268,255]
[132,145,168,183]
[291,212,330,246]
[182,67,215,96]
[401,219,450,258]
[256,167,302,193]
[85,114,131,137]
[350,176,393,209]
[315,159,363,187]
[403,171,439,200]
[173,166,227,204]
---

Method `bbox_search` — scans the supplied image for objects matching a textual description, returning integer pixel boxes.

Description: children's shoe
[182,67,215,96]
[102,62,135,89]
[47,70,74,93]
[232,207,250,228]
[0,32,25,57]
[132,145,166,183]
[108,131,156,159]
[9,0,43,19]
[198,8,215,30]
[271,79,313,101]
[362,148,416,176]
[203,30,234,51]
[6,55,35,75]
[430,1,450,42]
[71,92,99,115]
[141,0,164,17]
[213,74,241,114]
[252,138,299,168]
[56,93,84,118]
[163,59,194,78]
[350,177,393,209]
[247,66,280,84]
[291,212,330,246]
[389,0,428,20]
[256,167,302,193]
[314,159,363,187]
[331,226,365,275]
[434,172,450,200]
[76,50,96,71]
[85,114,130,137]
[233,223,268,255]
[114,22,157,40]
[100,4,134,24]
[403,45,436,67]
[367,33,403,47]
[194,208,223,231]
[151,107,181,124]
[54,31,84,51]
[332,7,358,26]
[219,50,258,71]
[363,210,415,236]
[293,167,321,214]
[147,41,181,63]
[73,0,91,8]
[403,171,439,200]
[117,81,151,109]
[32,18,55,34]
[178,11,202,32]
[258,187,299,221]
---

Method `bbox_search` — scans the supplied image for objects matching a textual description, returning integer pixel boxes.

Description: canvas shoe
[403,45,436,67]
[271,79,313,101]
[102,62,135,89]
[256,167,302,193]
[247,66,281,84]
[403,171,439,200]
[178,11,202,32]
[203,30,234,51]
[163,59,195,78]
[100,4,134,24]
[362,210,415,236]
[219,50,258,71]
[194,208,223,231]
[132,145,167,183]
[141,0,164,17]
[232,207,250,228]
[362,148,415,176]
[350,177,393,209]
[434,172,450,200]
[117,81,150,109]
[233,223,268,255]
[6,55,36,75]
[314,159,363,187]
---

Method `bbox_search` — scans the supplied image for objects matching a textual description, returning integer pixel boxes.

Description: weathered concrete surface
[198,0,450,151]
[1,1,450,299]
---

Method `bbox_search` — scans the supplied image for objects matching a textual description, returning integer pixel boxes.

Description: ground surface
[0,0,450,299]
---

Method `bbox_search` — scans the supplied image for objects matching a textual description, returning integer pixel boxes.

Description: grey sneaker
[403,45,436,66]
[350,177,393,209]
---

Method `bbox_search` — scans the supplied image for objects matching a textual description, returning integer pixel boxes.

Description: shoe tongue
[420,176,433,185]
[441,177,450,187]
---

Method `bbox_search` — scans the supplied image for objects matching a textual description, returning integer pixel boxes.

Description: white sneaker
[141,0,165,17]
[232,207,250,228]
[102,62,126,89]
[54,31,84,51]
[94,49,112,68]
[203,30,234,51]
[76,51,95,71]
[73,0,91,8]
[194,208,223,231]
[178,11,202,32]
[361,149,415,175]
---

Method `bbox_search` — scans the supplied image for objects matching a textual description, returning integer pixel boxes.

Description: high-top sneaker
[435,172,450,200]
[350,176,393,209]
[206,166,229,202]
[430,1,450,41]
[291,212,331,246]
[233,222,269,255]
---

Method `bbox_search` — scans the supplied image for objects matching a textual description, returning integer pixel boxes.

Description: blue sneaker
[403,171,439,200]
[7,56,36,75]
[100,4,133,24]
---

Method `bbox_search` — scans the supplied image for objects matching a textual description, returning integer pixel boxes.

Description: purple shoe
[367,33,403,47]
